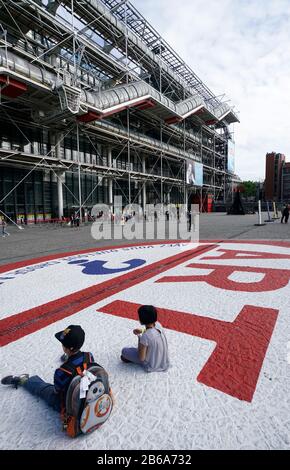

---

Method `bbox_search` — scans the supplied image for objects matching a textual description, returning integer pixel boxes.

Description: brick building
[264,152,285,201]
[282,162,290,203]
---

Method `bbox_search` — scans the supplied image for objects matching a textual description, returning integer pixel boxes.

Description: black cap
[55,325,85,351]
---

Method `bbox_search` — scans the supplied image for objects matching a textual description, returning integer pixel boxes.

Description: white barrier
[255,200,265,226]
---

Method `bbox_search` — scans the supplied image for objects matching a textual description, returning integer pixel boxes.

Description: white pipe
[77,123,82,222]
[57,172,65,218]
[108,147,113,206]
[142,156,146,213]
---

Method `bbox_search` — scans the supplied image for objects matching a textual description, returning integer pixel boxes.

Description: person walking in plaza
[1,218,10,237]
[281,204,289,223]
[121,305,170,373]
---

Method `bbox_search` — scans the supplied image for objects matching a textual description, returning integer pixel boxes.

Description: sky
[132,0,290,181]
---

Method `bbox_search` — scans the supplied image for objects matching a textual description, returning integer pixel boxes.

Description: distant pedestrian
[1,218,10,238]
[281,204,289,223]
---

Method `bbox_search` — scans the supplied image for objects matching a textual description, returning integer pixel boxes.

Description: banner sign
[186,161,203,186]
[227,140,235,173]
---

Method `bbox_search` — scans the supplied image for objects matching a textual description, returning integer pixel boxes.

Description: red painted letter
[99,300,278,402]
[201,249,290,261]
[158,263,290,292]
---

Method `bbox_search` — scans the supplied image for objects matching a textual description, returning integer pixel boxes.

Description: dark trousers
[281,214,289,223]
[23,375,61,412]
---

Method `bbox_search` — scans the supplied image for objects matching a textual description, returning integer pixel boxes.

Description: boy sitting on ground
[2,325,114,436]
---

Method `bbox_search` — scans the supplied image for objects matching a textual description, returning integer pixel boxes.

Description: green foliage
[242,181,258,198]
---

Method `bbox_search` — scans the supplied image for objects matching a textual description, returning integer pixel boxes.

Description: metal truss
[0,0,239,217]
[100,0,223,106]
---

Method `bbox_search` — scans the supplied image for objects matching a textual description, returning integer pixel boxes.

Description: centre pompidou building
[0,0,239,222]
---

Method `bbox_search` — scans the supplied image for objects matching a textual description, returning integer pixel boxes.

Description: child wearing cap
[1,325,105,413]
[121,305,170,372]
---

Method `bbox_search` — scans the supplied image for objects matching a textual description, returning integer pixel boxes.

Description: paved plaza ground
[0,213,290,450]
[0,212,289,266]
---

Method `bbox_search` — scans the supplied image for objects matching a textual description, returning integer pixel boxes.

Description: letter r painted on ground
[201,249,290,261]
[99,300,278,402]
[157,263,290,292]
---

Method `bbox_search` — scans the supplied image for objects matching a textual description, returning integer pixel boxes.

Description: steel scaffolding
[0,0,239,222]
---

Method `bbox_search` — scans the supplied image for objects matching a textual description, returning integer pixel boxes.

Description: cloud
[132,0,290,180]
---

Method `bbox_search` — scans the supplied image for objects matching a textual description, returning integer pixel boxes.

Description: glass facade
[0,121,186,222]
[0,167,111,222]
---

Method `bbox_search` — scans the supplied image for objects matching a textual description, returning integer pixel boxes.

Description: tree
[242,181,258,199]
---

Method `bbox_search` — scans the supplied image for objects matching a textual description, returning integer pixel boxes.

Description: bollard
[272,202,279,219]
[264,201,274,222]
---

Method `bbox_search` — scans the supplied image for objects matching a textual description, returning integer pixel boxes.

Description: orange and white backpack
[61,354,113,438]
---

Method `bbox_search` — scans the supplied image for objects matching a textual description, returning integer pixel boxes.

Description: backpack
[60,353,113,438]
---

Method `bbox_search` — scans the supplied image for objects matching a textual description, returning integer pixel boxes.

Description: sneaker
[120,355,132,363]
[1,374,29,389]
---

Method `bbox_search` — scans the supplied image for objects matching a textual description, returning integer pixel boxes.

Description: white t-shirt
[139,322,170,372]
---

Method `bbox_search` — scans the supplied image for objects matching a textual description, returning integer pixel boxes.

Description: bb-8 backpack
[61,353,113,438]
